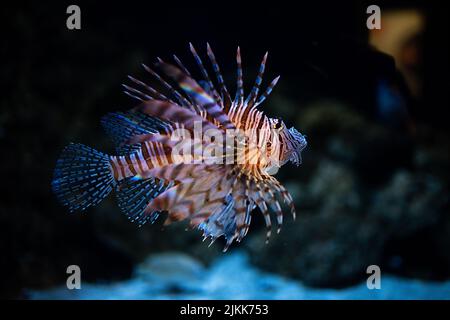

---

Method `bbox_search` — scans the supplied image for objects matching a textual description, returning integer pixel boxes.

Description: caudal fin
[52,143,115,212]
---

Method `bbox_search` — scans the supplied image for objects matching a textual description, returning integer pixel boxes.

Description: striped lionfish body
[52,43,307,251]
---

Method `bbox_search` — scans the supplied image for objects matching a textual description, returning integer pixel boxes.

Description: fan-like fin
[234,46,244,106]
[262,185,284,233]
[251,181,273,244]
[157,57,198,109]
[121,84,152,102]
[266,176,296,220]
[189,43,222,106]
[126,75,172,102]
[124,110,173,134]
[135,100,220,135]
[116,176,170,226]
[173,54,192,76]
[142,63,192,108]
[206,43,232,110]
[254,76,280,107]
[245,52,268,109]
[52,143,115,212]
[233,180,251,244]
[198,193,237,245]
[157,62,236,130]
[101,111,170,155]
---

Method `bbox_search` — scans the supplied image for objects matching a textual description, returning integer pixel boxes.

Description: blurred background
[1,1,449,299]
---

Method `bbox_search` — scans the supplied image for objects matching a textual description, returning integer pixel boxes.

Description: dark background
[1,1,449,298]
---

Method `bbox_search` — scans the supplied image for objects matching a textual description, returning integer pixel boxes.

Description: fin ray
[116,177,171,226]
[52,143,115,212]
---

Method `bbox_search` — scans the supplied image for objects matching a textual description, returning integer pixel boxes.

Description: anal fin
[116,177,171,226]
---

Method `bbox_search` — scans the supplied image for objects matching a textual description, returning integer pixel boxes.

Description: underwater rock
[297,101,413,186]
[247,158,448,287]
[369,170,444,236]
[136,252,206,293]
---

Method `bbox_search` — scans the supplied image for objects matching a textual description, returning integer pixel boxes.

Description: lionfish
[52,43,307,251]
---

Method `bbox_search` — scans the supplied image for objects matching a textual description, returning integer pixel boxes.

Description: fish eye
[273,120,283,130]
